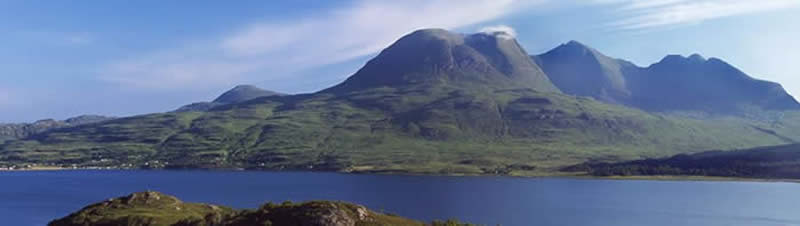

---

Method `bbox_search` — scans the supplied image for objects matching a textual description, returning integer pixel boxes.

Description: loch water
[1,170,798,226]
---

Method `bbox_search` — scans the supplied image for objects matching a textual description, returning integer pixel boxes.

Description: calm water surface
[1,170,798,226]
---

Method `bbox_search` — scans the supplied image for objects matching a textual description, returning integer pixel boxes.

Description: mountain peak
[535,40,633,103]
[658,54,708,65]
[213,85,282,104]
[642,54,800,112]
[565,40,589,48]
[231,84,259,90]
[177,85,283,112]
[688,53,706,62]
[544,40,599,58]
[325,28,559,93]
[399,28,465,45]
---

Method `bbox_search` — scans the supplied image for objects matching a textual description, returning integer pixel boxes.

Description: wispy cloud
[479,25,517,40]
[102,0,538,90]
[595,0,800,30]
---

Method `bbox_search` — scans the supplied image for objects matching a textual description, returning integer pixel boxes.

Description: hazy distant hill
[0,115,114,141]
[176,85,284,112]
[2,29,799,176]
[534,42,800,113]
[566,143,800,179]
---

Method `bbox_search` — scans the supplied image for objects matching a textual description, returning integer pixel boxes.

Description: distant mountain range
[533,41,800,113]
[566,143,800,179]
[2,28,799,176]
[0,115,114,141]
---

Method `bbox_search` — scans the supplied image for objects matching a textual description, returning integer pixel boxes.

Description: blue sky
[1,0,799,122]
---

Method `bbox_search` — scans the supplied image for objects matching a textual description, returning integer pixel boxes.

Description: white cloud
[102,0,537,90]
[479,25,517,40]
[595,0,800,30]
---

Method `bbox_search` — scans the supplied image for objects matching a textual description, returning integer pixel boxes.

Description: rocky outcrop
[48,191,441,226]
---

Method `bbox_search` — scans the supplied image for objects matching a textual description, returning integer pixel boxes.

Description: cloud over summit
[479,25,517,40]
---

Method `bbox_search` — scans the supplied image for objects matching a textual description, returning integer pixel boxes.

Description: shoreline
[2,166,798,184]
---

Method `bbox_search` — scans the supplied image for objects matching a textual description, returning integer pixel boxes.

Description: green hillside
[2,29,800,176]
[3,84,798,175]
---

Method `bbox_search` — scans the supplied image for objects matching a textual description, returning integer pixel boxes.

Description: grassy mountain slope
[2,29,800,175]
[3,85,798,175]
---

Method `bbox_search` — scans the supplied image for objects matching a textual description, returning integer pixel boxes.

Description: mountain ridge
[176,85,284,112]
[0,115,114,141]
[533,41,800,113]
[2,28,800,176]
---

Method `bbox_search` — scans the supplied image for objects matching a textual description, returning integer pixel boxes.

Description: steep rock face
[535,42,800,113]
[325,29,560,94]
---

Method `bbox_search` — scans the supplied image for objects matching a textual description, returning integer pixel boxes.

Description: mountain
[176,85,283,112]
[629,54,800,112]
[2,29,800,175]
[566,143,800,179]
[0,115,114,141]
[49,191,450,226]
[534,42,800,113]
[324,28,560,94]
[214,85,283,104]
[533,41,637,104]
